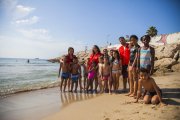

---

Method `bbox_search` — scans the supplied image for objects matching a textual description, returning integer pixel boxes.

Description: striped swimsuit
[140,47,151,70]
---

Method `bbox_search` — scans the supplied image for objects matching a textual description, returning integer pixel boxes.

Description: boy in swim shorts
[134,68,166,106]
[59,56,70,92]
[70,57,81,93]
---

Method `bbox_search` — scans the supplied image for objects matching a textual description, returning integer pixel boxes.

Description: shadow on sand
[161,88,180,106]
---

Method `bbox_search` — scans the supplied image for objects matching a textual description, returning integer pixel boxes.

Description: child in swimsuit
[137,35,155,75]
[80,59,88,91]
[87,61,96,93]
[98,56,104,93]
[59,56,70,92]
[134,68,166,106]
[111,50,122,93]
[70,57,81,93]
[101,56,111,94]
[127,35,140,97]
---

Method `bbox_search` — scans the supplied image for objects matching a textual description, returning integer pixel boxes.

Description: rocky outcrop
[155,43,180,60]
[154,58,177,69]
[154,42,180,75]
[171,63,180,72]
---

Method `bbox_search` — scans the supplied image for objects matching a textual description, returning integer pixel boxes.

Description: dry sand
[43,72,180,120]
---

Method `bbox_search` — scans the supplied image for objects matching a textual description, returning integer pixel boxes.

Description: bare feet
[160,102,167,107]
[99,90,104,94]
[129,94,135,97]
[125,92,132,96]
[134,100,138,103]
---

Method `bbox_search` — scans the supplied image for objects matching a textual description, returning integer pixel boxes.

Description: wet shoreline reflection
[60,92,99,108]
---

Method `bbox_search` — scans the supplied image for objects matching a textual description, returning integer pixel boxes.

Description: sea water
[0,58,59,96]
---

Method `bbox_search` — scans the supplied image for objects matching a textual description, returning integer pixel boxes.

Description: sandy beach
[0,72,179,120]
[43,72,180,120]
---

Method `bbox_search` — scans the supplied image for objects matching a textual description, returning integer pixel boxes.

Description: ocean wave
[0,81,60,97]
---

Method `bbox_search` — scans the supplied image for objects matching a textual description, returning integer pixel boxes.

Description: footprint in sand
[133,111,139,114]
[151,105,158,110]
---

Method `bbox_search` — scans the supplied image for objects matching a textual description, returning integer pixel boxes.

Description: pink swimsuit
[88,71,95,80]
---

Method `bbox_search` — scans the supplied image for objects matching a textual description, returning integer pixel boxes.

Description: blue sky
[0,0,180,59]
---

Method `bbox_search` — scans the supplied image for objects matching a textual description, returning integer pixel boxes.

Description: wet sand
[0,72,180,120]
[0,87,98,120]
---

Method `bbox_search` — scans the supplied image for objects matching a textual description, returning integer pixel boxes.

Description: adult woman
[88,45,102,93]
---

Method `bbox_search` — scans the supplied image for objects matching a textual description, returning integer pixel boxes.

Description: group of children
[58,34,165,106]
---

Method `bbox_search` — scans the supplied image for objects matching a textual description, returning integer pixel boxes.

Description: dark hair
[130,35,138,41]
[99,55,104,59]
[68,47,74,54]
[92,45,101,54]
[141,35,151,42]
[103,48,108,52]
[119,36,125,40]
[112,50,120,62]
[110,49,114,52]
[140,68,149,73]
[73,56,78,60]
[103,56,110,65]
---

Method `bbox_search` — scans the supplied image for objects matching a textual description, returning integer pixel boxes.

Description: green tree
[146,26,158,37]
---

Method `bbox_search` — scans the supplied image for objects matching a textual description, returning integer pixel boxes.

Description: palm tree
[146,26,158,37]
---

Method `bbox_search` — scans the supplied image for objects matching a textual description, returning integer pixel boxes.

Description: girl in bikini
[111,50,122,93]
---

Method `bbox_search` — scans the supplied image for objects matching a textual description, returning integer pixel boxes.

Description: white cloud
[13,16,39,25]
[13,5,35,19]
[17,28,52,42]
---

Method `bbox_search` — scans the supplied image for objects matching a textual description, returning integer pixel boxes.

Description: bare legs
[143,95,160,104]
[60,78,68,92]
[112,72,120,93]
